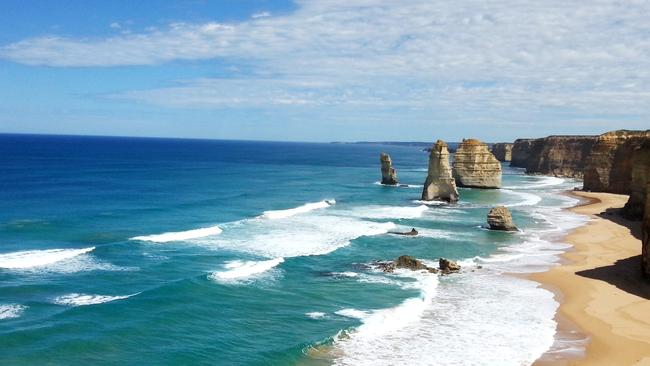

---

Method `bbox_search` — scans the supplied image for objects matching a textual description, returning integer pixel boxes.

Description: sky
[0,0,649,142]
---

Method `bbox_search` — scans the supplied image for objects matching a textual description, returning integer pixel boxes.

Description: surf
[0,247,95,269]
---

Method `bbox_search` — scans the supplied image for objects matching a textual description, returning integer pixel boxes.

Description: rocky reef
[376,255,461,275]
[523,136,598,178]
[623,141,650,219]
[583,130,650,194]
[380,152,398,185]
[487,206,518,231]
[421,140,459,202]
[641,184,650,278]
[491,143,513,162]
[510,139,535,168]
[452,139,502,189]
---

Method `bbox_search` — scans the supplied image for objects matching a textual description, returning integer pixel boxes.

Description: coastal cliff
[623,141,650,219]
[644,183,650,277]
[524,136,597,178]
[452,139,502,189]
[583,130,650,194]
[491,143,513,162]
[379,152,398,185]
[422,140,459,202]
[510,139,535,168]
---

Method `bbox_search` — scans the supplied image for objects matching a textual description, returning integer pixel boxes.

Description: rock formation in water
[439,258,461,274]
[452,139,502,189]
[487,206,518,231]
[378,255,438,273]
[583,130,650,194]
[421,140,459,202]
[389,228,419,236]
[380,152,398,185]
[641,184,650,278]
[511,139,535,168]
[491,143,513,162]
[623,141,650,220]
[524,136,598,178]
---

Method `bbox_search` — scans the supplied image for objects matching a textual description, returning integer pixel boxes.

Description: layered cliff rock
[524,136,597,178]
[380,152,398,185]
[641,184,650,277]
[487,206,518,231]
[452,139,502,189]
[623,141,650,219]
[583,130,650,194]
[491,143,513,162]
[421,140,459,202]
[510,139,535,168]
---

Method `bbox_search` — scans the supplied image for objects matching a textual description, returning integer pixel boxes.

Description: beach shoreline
[532,191,650,365]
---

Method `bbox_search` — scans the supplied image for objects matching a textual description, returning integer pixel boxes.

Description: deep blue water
[0,134,584,365]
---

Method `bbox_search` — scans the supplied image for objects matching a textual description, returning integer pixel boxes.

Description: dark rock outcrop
[643,183,650,277]
[380,152,398,185]
[378,255,438,274]
[422,140,459,202]
[439,258,461,274]
[623,141,650,219]
[583,130,650,194]
[524,136,598,178]
[487,206,518,231]
[452,139,502,188]
[389,228,418,236]
[491,143,513,162]
[511,139,535,168]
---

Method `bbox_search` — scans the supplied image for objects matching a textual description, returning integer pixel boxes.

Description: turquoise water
[0,135,586,365]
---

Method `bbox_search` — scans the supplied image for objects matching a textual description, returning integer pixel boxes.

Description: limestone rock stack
[421,140,459,202]
[623,141,650,219]
[452,139,502,189]
[641,184,650,277]
[584,130,650,194]
[487,206,518,231]
[510,139,535,168]
[379,152,398,185]
[491,143,513,162]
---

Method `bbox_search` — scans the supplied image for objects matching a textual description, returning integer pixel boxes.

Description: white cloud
[3,0,650,122]
[251,12,271,19]
[109,22,121,29]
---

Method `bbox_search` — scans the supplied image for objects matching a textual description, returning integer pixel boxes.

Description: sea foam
[53,293,139,306]
[0,247,95,269]
[260,200,335,219]
[130,225,223,243]
[208,258,284,284]
[0,304,27,320]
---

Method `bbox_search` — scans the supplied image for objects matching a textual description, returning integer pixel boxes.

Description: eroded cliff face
[422,140,459,202]
[510,139,535,168]
[623,141,650,219]
[491,143,513,162]
[524,136,597,178]
[380,152,398,185]
[641,184,650,278]
[583,130,650,194]
[452,139,502,189]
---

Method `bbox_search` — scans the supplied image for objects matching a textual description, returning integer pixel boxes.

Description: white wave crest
[0,304,27,320]
[501,189,543,207]
[130,225,223,243]
[306,312,327,319]
[335,308,371,319]
[503,176,565,190]
[208,258,284,284]
[260,200,335,219]
[0,247,95,269]
[53,293,139,306]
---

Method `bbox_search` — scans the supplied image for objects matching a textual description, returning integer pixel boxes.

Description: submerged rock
[389,228,419,236]
[380,152,398,185]
[487,206,518,231]
[377,255,438,274]
[453,139,502,189]
[421,140,459,202]
[491,143,514,162]
[439,258,461,274]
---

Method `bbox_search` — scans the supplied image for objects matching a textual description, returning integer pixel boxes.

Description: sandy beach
[533,191,650,365]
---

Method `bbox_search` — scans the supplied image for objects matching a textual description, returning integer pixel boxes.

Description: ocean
[0,134,588,365]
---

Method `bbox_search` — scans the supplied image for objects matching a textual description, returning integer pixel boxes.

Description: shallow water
[0,135,586,365]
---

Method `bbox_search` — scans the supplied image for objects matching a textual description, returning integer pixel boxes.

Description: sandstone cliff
[643,183,650,277]
[623,141,650,219]
[510,139,535,168]
[380,152,398,185]
[583,130,650,194]
[421,140,459,202]
[524,136,597,178]
[452,139,502,189]
[491,143,513,162]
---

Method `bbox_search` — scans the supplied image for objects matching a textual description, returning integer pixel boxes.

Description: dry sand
[533,191,650,366]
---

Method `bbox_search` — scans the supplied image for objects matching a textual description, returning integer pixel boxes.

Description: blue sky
[1,0,648,142]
